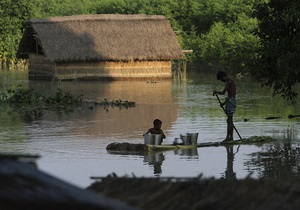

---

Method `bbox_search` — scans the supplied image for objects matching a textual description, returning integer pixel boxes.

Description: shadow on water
[1,70,300,187]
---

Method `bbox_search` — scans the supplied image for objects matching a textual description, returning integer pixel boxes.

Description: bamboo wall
[28,54,56,80]
[28,54,172,81]
[56,61,172,80]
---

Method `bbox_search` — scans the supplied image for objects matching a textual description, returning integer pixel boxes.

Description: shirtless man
[213,71,236,142]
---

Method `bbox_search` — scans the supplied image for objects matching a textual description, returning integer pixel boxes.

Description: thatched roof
[17,14,185,63]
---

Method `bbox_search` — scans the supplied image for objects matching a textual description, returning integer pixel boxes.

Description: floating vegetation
[265,116,281,120]
[0,87,83,121]
[246,136,275,143]
[0,86,136,121]
[0,87,82,107]
[95,99,136,109]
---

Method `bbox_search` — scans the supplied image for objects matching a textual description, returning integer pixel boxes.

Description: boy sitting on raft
[144,119,166,144]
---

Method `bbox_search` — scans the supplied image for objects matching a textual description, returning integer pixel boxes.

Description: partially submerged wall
[55,61,172,80]
[28,54,56,80]
[28,54,172,81]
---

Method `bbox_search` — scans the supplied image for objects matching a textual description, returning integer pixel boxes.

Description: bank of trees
[0,0,299,100]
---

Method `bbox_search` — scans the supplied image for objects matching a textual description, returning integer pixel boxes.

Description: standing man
[213,71,236,142]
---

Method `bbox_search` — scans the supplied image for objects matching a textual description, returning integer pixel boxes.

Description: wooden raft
[106,142,196,154]
[106,136,276,153]
[197,136,276,147]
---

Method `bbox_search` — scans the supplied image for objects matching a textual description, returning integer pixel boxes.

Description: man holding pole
[213,71,239,142]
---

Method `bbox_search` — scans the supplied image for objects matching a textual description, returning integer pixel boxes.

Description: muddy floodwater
[0,71,300,188]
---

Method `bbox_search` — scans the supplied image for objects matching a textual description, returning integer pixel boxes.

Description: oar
[215,94,243,140]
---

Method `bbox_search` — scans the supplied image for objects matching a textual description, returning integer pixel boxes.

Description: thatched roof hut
[17,14,185,81]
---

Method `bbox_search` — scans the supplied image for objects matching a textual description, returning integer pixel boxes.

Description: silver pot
[173,138,184,145]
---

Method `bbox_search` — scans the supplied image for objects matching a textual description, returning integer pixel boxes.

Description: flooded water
[1,70,300,188]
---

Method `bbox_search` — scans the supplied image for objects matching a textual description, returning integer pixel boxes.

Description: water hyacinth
[0,86,136,121]
[0,87,83,121]
[0,87,82,107]
[95,99,136,109]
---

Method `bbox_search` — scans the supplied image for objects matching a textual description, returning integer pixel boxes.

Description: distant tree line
[0,0,299,101]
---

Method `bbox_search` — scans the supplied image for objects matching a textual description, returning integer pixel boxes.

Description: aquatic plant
[44,88,83,106]
[0,88,82,107]
[0,87,136,121]
[0,87,83,121]
[95,99,136,109]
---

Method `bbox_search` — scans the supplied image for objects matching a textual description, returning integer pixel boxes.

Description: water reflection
[144,152,165,175]
[245,142,300,179]
[174,148,198,159]
[222,145,238,180]
[144,148,199,175]
[1,71,300,187]
[30,80,179,139]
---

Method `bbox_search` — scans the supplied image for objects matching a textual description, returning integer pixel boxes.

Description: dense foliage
[0,0,32,68]
[253,0,300,101]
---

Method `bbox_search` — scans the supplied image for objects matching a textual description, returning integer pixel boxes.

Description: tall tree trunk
[6,59,10,70]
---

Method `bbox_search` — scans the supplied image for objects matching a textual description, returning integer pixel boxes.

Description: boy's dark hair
[217,71,227,80]
[153,119,162,126]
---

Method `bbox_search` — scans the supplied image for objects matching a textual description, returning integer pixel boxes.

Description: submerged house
[17,14,185,81]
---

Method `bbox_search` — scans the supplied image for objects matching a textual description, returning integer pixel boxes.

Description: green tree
[253,0,300,101]
[197,4,259,72]
[0,0,33,68]
[30,0,96,17]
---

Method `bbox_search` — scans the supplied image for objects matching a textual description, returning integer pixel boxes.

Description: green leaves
[253,0,300,101]
[199,17,259,72]
[0,0,32,64]
[0,87,83,121]
[95,98,136,109]
[0,87,83,107]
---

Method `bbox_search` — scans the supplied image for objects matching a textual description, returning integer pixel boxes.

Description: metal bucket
[187,133,199,145]
[180,134,192,145]
[173,138,184,145]
[144,134,154,145]
[153,134,162,145]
